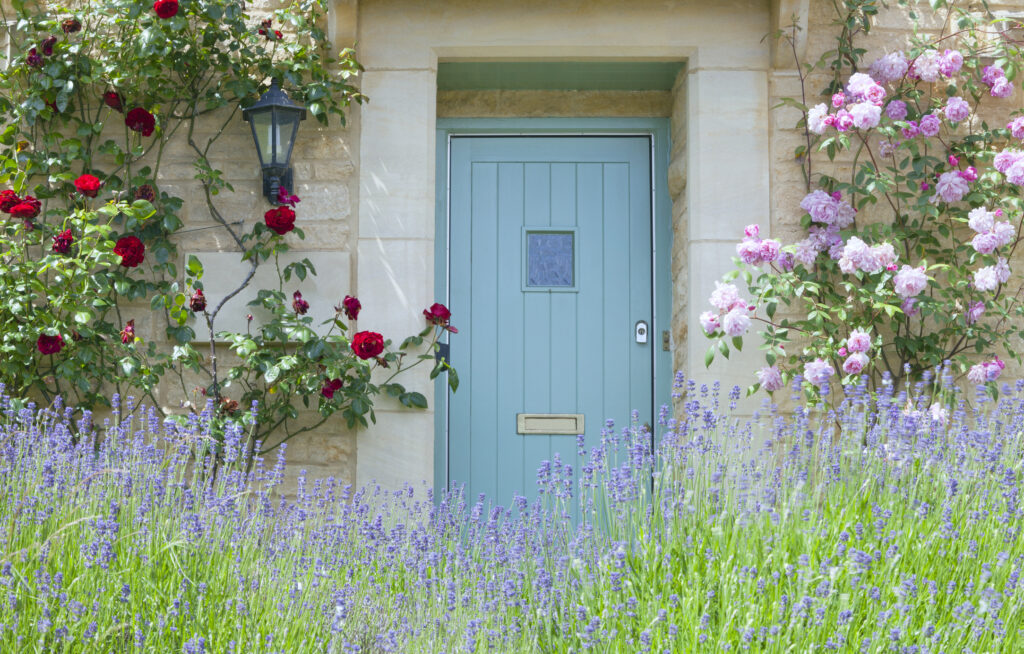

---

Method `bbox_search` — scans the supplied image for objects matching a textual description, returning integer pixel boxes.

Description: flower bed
[1,372,1021,652]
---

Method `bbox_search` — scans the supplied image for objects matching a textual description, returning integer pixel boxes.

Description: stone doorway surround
[349,0,795,489]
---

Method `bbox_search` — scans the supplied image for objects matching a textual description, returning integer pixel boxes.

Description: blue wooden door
[448,136,653,506]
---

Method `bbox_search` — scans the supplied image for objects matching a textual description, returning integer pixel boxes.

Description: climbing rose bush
[705,3,1024,398]
[0,0,455,456]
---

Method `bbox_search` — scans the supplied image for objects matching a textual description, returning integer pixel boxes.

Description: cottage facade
[155,0,1024,498]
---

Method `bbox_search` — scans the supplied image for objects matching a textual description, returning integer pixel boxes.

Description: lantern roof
[242,81,307,122]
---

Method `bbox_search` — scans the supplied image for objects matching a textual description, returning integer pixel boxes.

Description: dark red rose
[125,107,155,137]
[321,377,343,399]
[219,398,239,415]
[37,333,64,355]
[61,18,81,34]
[113,235,145,268]
[153,0,179,19]
[9,197,41,220]
[74,174,101,198]
[423,302,457,333]
[0,190,21,213]
[276,186,300,207]
[120,319,135,344]
[189,289,206,313]
[103,91,124,113]
[264,206,296,235]
[134,184,155,202]
[40,36,57,57]
[351,331,384,360]
[341,295,361,320]
[26,48,42,67]
[292,290,309,315]
[52,228,73,254]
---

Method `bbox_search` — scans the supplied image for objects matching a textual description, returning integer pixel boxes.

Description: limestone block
[871,3,950,30]
[356,238,435,338]
[358,70,437,240]
[283,222,351,252]
[294,127,355,161]
[189,250,352,336]
[360,0,768,71]
[289,183,350,222]
[356,409,436,491]
[686,69,770,241]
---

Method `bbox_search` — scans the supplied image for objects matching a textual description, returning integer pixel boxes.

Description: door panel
[448,136,653,507]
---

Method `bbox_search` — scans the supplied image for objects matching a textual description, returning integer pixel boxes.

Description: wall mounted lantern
[242,81,307,205]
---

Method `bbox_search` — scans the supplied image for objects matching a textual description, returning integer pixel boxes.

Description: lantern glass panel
[275,111,302,166]
[250,111,274,167]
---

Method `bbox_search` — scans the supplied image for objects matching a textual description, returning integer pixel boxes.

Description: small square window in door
[525,229,577,291]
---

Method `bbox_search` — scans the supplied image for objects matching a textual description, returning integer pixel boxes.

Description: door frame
[433,118,673,495]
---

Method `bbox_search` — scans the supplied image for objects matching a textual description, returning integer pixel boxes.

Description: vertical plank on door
[469,161,498,504]
[575,162,605,498]
[496,162,526,503]
[549,162,579,515]
[602,163,631,436]
[626,148,654,424]
[522,162,552,496]
[447,140,474,500]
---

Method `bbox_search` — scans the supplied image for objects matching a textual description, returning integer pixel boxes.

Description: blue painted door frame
[434,118,674,499]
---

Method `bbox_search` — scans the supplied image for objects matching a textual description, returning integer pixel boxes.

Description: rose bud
[120,319,135,344]
[292,290,310,315]
[189,289,206,313]
[342,295,361,320]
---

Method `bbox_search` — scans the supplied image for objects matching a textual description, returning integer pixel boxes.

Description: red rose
[189,289,206,312]
[423,302,458,333]
[9,197,41,220]
[0,190,22,213]
[153,0,178,19]
[52,229,73,254]
[26,48,42,67]
[37,333,64,355]
[40,36,57,57]
[74,174,101,198]
[351,331,384,360]
[264,206,296,235]
[321,377,343,399]
[292,290,309,315]
[113,235,145,267]
[103,91,123,113]
[120,319,135,344]
[61,18,82,34]
[342,295,361,321]
[125,107,155,137]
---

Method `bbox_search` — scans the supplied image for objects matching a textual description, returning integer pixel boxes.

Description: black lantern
[242,81,307,204]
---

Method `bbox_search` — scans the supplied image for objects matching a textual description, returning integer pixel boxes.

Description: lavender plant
[1,372,1020,651]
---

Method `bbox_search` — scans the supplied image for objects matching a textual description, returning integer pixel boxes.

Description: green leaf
[187,254,203,277]
[264,365,281,384]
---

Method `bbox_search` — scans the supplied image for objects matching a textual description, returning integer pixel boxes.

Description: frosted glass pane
[527,232,573,287]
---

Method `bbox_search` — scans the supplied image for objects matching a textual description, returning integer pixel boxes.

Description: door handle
[635,320,648,344]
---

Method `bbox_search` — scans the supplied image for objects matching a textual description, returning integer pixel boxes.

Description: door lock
[635,320,648,344]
